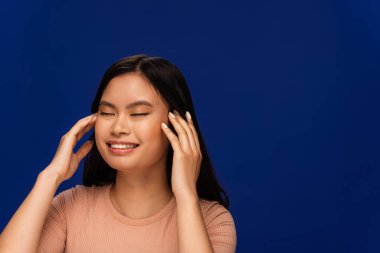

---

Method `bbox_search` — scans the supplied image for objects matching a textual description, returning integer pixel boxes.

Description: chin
[98,145,139,170]
[107,162,136,172]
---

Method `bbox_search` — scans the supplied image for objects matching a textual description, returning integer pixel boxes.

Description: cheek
[139,122,163,138]
[93,117,166,141]
[94,123,102,144]
[94,122,105,135]
[94,121,110,143]
[138,118,169,145]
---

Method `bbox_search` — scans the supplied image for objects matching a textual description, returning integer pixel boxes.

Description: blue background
[1,0,379,252]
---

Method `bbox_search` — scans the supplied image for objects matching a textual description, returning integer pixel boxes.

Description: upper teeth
[110,144,137,149]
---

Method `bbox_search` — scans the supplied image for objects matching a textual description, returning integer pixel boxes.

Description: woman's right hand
[43,113,97,184]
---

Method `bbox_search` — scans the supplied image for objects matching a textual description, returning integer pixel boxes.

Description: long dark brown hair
[82,54,230,209]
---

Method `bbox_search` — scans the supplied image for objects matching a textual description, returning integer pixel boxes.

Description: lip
[107,140,139,145]
[107,144,139,155]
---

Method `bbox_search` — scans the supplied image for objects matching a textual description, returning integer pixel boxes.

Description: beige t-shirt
[37,184,237,253]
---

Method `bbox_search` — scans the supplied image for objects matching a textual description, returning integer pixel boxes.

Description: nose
[111,115,131,136]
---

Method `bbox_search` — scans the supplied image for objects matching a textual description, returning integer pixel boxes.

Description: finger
[68,114,97,143]
[68,113,97,134]
[75,140,94,162]
[185,111,201,153]
[161,122,183,153]
[168,111,191,152]
[54,115,96,165]
[173,110,197,154]
[77,117,97,141]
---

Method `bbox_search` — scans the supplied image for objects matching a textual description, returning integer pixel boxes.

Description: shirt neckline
[103,184,176,226]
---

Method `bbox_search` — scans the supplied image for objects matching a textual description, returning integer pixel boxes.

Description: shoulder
[199,198,236,229]
[199,198,233,218]
[198,198,237,251]
[55,184,96,200]
[52,184,108,210]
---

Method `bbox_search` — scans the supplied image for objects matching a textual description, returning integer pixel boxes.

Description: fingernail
[162,122,168,128]
[169,112,176,119]
[186,111,191,120]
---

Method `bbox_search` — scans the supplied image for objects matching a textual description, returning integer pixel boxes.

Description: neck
[109,164,174,219]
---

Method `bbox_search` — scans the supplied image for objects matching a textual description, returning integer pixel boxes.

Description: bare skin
[0,71,215,253]
[97,73,214,252]
[0,113,97,252]
[95,72,174,219]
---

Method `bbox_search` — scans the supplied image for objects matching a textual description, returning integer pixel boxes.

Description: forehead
[100,73,165,108]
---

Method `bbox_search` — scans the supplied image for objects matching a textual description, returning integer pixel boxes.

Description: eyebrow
[99,100,154,109]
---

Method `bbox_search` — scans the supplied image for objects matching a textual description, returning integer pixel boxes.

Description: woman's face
[94,72,171,172]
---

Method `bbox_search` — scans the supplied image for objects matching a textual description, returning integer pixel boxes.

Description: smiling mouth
[106,143,140,149]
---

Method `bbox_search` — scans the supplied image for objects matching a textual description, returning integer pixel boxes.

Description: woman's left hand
[161,110,202,199]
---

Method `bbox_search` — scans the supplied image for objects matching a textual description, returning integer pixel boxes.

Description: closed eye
[131,113,149,117]
[99,112,113,116]
[99,112,149,117]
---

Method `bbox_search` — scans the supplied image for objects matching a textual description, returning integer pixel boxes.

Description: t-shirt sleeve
[203,201,237,253]
[36,190,67,253]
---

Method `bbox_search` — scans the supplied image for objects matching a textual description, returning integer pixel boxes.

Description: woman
[0,54,237,253]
